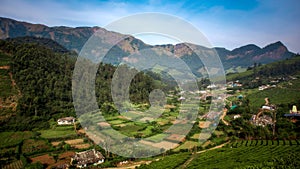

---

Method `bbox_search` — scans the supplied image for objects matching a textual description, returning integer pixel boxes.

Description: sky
[0,0,299,52]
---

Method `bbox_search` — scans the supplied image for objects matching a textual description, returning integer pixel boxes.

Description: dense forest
[227,55,300,89]
[0,38,167,131]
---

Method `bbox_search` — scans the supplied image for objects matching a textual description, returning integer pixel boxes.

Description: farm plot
[30,154,55,166]
[138,152,191,169]
[51,139,91,149]
[0,131,33,148]
[22,139,51,155]
[174,141,201,151]
[186,140,300,169]
[2,160,23,169]
[40,126,76,139]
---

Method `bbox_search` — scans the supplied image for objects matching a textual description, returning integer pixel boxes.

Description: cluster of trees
[228,55,300,89]
[0,38,169,131]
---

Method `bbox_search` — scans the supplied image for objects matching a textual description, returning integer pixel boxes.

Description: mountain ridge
[0,17,295,73]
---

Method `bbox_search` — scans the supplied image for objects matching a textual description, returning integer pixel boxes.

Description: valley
[0,18,299,169]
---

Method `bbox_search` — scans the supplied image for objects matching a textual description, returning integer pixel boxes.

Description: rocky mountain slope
[0,17,295,73]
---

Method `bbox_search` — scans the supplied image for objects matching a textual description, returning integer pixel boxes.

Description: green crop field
[39,126,76,139]
[186,140,300,169]
[174,141,200,151]
[138,152,191,169]
[137,140,300,169]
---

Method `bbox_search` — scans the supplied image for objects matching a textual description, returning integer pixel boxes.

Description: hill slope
[227,55,300,82]
[0,38,163,131]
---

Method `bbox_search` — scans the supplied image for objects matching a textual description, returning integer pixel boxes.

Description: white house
[178,96,186,101]
[57,117,75,125]
[233,114,241,119]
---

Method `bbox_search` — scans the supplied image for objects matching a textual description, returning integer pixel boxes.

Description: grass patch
[22,139,51,155]
[174,141,200,151]
[118,123,146,136]
[108,119,127,125]
[0,131,34,148]
[247,79,300,108]
[39,126,76,139]
[146,133,169,143]
[138,152,191,169]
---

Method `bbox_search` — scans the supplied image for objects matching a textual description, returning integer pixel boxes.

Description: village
[2,73,300,169]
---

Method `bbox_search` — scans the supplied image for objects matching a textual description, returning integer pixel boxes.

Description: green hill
[227,55,300,82]
[0,38,165,131]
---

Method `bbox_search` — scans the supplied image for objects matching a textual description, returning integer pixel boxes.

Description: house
[258,85,269,91]
[178,96,186,101]
[207,84,216,89]
[233,114,241,119]
[71,149,105,168]
[57,117,75,125]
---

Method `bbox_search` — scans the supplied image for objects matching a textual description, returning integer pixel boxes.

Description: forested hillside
[227,55,300,87]
[0,38,165,131]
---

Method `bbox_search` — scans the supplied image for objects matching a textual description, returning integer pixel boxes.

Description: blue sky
[0,0,299,52]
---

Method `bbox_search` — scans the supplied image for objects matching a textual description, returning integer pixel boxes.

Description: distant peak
[231,44,261,54]
[263,41,287,51]
[264,41,285,48]
[273,41,284,45]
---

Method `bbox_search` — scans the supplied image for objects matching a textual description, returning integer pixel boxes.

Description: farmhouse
[57,117,75,125]
[71,149,105,168]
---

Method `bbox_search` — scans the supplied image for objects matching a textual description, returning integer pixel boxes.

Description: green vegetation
[0,52,11,66]
[174,141,200,151]
[22,139,51,155]
[186,140,300,169]
[0,131,33,148]
[138,152,191,169]
[39,126,77,139]
[247,79,300,108]
[0,38,168,131]
[227,55,300,83]
[0,33,300,169]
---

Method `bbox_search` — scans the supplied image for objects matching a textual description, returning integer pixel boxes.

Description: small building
[233,114,241,119]
[178,96,186,101]
[207,84,217,89]
[71,149,105,168]
[57,117,75,125]
[258,85,269,91]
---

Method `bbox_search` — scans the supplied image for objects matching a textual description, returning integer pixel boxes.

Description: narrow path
[0,65,10,69]
[221,97,232,126]
[221,108,230,126]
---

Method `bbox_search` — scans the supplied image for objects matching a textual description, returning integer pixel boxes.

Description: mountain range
[0,17,295,73]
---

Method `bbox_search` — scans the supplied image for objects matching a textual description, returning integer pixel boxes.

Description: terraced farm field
[137,140,300,169]
[186,140,300,169]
